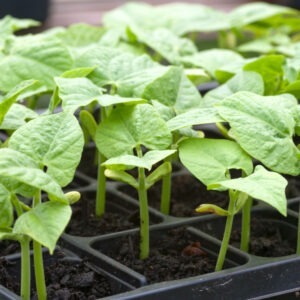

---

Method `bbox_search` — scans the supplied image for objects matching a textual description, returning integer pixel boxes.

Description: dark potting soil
[0,252,112,299]
[230,218,295,257]
[101,227,216,284]
[285,175,300,199]
[120,173,228,218]
[66,191,159,236]
[0,240,20,256]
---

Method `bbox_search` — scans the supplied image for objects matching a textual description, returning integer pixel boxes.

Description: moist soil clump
[0,252,112,299]
[102,227,216,284]
[120,173,228,217]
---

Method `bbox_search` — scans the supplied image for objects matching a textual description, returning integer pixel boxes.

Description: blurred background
[0,0,298,28]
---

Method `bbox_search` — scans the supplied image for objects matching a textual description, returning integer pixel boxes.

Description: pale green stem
[216,123,231,140]
[240,197,253,252]
[20,238,31,300]
[215,190,237,271]
[11,194,23,217]
[95,108,107,217]
[160,157,172,215]
[136,145,150,260]
[33,190,47,300]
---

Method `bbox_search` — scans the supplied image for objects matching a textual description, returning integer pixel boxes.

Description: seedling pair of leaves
[0,112,84,299]
[179,137,288,271]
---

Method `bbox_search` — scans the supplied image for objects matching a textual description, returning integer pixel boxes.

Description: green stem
[20,238,31,300]
[216,123,231,140]
[33,190,47,300]
[215,190,236,272]
[240,197,253,252]
[160,157,172,215]
[11,194,23,217]
[95,107,107,217]
[297,202,300,254]
[95,150,106,217]
[136,145,150,260]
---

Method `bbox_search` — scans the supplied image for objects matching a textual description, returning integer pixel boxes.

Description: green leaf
[0,79,37,124]
[217,91,300,175]
[0,104,38,130]
[0,36,73,92]
[167,107,223,131]
[0,184,13,228]
[181,49,244,78]
[179,138,253,187]
[75,46,157,87]
[0,229,22,242]
[9,113,84,187]
[96,104,173,158]
[204,71,264,107]
[0,148,66,201]
[209,166,287,216]
[104,169,138,188]
[55,76,146,113]
[229,2,294,28]
[0,15,40,36]
[103,150,176,171]
[128,26,197,64]
[243,55,284,95]
[79,110,98,140]
[13,201,71,254]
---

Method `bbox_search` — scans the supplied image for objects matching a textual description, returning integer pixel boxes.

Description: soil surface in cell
[101,227,217,284]
[0,251,112,299]
[66,192,160,236]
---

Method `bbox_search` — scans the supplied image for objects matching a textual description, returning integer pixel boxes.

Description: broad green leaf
[0,36,73,92]
[0,80,37,124]
[167,107,223,132]
[158,3,229,34]
[75,46,157,87]
[209,166,287,216]
[13,201,71,254]
[204,71,264,107]
[0,104,38,130]
[79,110,98,140]
[0,184,13,228]
[9,113,84,186]
[181,49,244,78]
[61,66,96,78]
[0,148,66,201]
[229,2,294,28]
[243,55,284,95]
[56,23,105,58]
[55,77,145,113]
[281,80,300,99]
[179,138,253,187]
[217,92,300,175]
[96,104,172,158]
[103,150,176,170]
[0,15,40,36]
[185,68,210,86]
[128,26,197,64]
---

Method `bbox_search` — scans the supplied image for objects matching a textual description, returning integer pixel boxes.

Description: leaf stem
[11,194,23,217]
[240,197,253,252]
[20,237,31,300]
[95,150,106,217]
[215,189,236,271]
[95,107,107,217]
[136,145,150,260]
[33,190,47,300]
[160,157,172,215]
